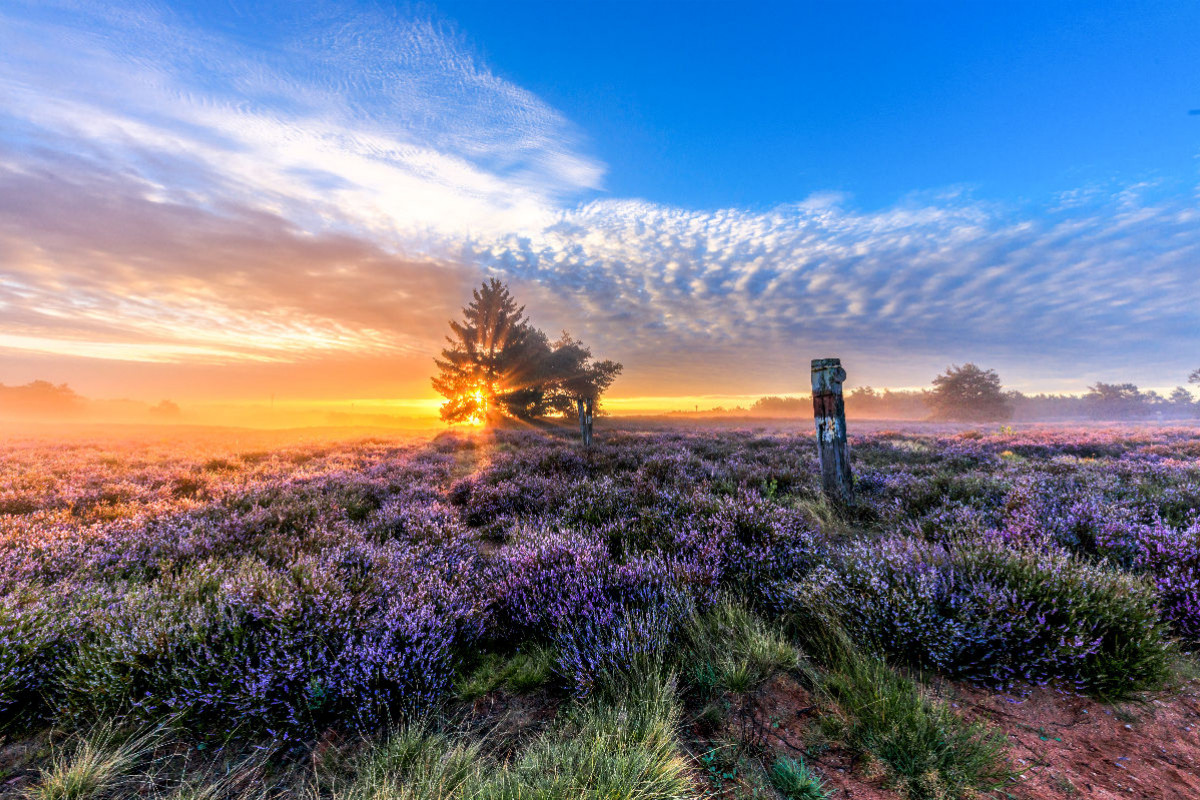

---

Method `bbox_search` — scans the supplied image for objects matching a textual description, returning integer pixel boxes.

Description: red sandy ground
[745,674,897,800]
[5,673,1197,798]
[743,673,1200,800]
[947,679,1200,800]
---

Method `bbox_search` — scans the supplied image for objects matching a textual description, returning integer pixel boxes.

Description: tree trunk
[577,398,594,447]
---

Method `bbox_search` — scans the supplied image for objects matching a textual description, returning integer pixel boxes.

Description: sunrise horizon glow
[2,0,1199,425]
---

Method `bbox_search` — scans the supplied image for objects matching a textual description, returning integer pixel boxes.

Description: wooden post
[811,358,852,504]
[577,398,594,447]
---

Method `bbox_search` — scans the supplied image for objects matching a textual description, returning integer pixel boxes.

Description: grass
[481,672,692,800]
[784,598,1011,800]
[455,646,557,700]
[325,667,694,800]
[330,724,483,800]
[681,599,799,697]
[1171,653,1200,685]
[768,755,830,800]
[28,722,164,800]
[675,597,1010,799]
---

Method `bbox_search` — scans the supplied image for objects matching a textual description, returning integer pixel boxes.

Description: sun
[466,387,487,426]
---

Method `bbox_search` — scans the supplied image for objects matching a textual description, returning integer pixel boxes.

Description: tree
[541,332,623,417]
[926,364,1012,422]
[1190,368,1200,387]
[1083,382,1146,419]
[1169,386,1195,407]
[0,380,84,417]
[431,280,622,424]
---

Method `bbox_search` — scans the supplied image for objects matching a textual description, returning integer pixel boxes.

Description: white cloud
[0,0,1197,390]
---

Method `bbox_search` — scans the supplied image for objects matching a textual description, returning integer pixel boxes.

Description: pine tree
[431,280,623,424]
[926,363,1012,421]
[432,279,542,423]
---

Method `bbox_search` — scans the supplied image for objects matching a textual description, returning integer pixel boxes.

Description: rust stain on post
[811,357,853,504]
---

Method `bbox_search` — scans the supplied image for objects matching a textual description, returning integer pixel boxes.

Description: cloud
[0,152,480,364]
[465,193,1200,382]
[0,0,1197,396]
[0,0,602,238]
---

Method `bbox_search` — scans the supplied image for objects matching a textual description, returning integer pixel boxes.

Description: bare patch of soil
[936,678,1200,800]
[458,688,563,761]
[685,674,902,799]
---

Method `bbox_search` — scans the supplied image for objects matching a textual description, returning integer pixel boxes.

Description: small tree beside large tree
[926,363,1012,422]
[431,279,622,424]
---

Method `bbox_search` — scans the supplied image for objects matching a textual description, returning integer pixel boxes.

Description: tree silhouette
[431,280,622,424]
[1084,382,1150,418]
[542,332,623,417]
[926,364,1012,421]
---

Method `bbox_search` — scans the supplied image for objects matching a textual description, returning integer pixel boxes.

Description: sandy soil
[731,670,1200,800]
[945,678,1200,800]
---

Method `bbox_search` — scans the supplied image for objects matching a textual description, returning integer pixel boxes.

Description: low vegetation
[2,423,1199,798]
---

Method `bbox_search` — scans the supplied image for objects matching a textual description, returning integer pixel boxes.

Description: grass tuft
[455,646,556,700]
[785,597,1011,800]
[682,599,799,696]
[769,755,831,800]
[28,722,164,800]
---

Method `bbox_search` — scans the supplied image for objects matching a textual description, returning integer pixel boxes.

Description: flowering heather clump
[555,609,675,696]
[852,427,1200,643]
[1,423,1197,740]
[810,536,1172,694]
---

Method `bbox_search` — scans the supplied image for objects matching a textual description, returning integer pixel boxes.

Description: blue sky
[0,0,1198,404]
[438,0,1200,210]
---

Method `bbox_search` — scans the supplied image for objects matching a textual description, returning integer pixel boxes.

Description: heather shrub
[1112,516,1200,642]
[56,540,484,737]
[5,423,1198,757]
[555,609,674,697]
[811,537,1172,695]
[0,586,81,728]
[673,491,817,609]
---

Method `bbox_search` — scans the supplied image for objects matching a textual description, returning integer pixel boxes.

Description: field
[2,422,1199,799]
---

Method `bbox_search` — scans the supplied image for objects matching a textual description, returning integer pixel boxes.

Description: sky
[1,0,1199,415]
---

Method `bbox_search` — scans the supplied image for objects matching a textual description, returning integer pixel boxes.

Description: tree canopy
[431,279,622,424]
[926,363,1012,422]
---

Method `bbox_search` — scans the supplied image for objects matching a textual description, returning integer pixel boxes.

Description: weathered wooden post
[576,397,594,447]
[811,358,853,504]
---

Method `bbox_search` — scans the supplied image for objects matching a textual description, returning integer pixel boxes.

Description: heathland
[1,422,1198,799]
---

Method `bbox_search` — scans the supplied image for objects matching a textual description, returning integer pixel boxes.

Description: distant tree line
[678,363,1200,422]
[0,380,181,423]
[0,380,85,416]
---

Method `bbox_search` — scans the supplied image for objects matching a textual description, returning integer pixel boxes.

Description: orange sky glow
[2,2,1198,428]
